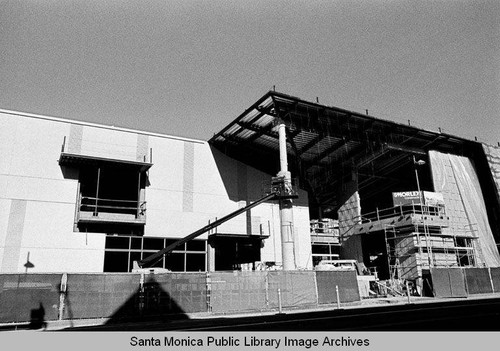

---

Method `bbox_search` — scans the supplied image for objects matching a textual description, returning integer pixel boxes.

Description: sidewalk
[3,293,500,331]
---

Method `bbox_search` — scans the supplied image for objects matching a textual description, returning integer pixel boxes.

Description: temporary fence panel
[209,271,267,313]
[65,273,140,320]
[463,268,493,294]
[153,273,207,314]
[430,268,467,298]
[316,271,360,304]
[0,274,61,324]
[267,271,317,308]
[490,267,500,293]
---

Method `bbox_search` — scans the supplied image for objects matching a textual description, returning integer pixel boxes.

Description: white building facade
[0,109,312,273]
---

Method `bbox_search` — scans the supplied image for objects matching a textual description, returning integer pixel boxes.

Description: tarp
[463,268,493,294]
[429,151,500,267]
[267,271,317,308]
[0,274,61,324]
[65,273,140,320]
[316,271,360,304]
[430,268,467,298]
[209,271,267,313]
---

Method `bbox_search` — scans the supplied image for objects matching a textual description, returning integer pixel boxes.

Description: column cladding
[182,141,195,212]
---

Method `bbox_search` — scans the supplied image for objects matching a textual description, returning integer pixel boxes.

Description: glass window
[186,253,206,272]
[105,236,130,250]
[129,252,142,272]
[312,244,330,254]
[143,238,165,251]
[165,253,185,272]
[103,251,129,272]
[165,241,185,252]
[186,240,206,252]
[130,237,142,250]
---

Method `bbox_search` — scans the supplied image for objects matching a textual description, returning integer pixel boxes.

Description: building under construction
[1,91,500,289]
[209,91,500,286]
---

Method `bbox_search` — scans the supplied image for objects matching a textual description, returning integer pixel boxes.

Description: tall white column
[278,124,296,270]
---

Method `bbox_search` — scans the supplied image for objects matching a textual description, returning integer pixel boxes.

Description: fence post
[139,273,145,316]
[206,272,211,313]
[336,285,341,309]
[58,273,68,320]
[277,288,282,314]
[313,272,319,307]
[488,267,495,293]
[406,281,411,304]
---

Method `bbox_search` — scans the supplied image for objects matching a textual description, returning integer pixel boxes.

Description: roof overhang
[209,91,477,212]
[59,152,153,172]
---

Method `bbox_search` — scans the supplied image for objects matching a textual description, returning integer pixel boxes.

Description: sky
[1,0,499,143]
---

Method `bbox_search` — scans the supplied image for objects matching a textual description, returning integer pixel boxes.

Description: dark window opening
[76,165,148,234]
[213,237,261,271]
[103,251,129,272]
[186,253,206,271]
[165,253,185,272]
[105,236,130,249]
[104,235,207,272]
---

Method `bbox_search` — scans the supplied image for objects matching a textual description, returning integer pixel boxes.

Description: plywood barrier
[316,271,360,304]
[463,268,493,295]
[0,274,61,324]
[430,268,467,298]
[267,271,318,308]
[209,271,267,313]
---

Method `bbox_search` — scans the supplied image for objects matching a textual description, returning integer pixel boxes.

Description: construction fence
[430,267,500,298]
[0,270,359,324]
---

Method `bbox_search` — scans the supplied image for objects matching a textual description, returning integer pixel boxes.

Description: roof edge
[0,108,205,144]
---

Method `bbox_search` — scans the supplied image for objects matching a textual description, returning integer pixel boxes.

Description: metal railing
[79,195,146,218]
[358,204,447,224]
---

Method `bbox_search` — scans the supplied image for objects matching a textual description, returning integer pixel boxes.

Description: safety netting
[65,273,140,320]
[0,274,61,324]
[463,268,493,294]
[316,270,360,304]
[430,268,467,298]
[209,271,267,313]
[267,271,317,308]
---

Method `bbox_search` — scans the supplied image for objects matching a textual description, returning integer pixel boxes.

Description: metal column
[278,124,296,270]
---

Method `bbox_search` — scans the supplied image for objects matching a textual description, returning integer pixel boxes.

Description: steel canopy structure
[209,91,488,217]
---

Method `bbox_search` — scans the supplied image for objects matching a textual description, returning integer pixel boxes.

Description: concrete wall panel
[0,199,11,247]
[147,137,185,192]
[80,126,138,162]
[3,115,70,179]
[19,247,105,273]
[0,175,77,204]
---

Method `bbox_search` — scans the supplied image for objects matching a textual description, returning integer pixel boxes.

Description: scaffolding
[381,205,480,280]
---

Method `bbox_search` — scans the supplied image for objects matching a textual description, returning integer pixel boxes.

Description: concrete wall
[0,110,311,272]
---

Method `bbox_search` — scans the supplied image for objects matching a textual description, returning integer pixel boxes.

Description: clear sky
[1,0,499,143]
